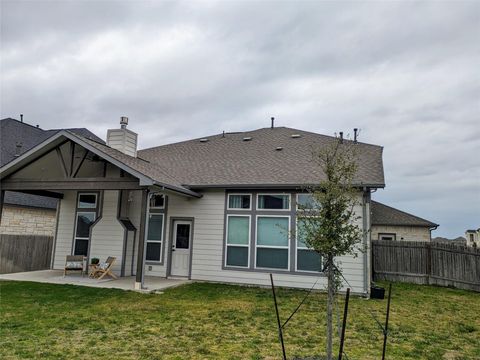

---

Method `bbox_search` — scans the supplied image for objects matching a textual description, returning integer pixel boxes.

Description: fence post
[426,242,432,285]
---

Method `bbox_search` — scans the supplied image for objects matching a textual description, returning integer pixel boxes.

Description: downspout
[50,199,61,269]
[362,187,370,297]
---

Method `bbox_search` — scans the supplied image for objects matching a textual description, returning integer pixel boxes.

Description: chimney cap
[120,116,128,129]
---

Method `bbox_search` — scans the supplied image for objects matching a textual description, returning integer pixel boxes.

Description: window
[256,216,289,270]
[149,194,165,209]
[145,193,167,263]
[257,194,290,210]
[78,193,97,208]
[225,215,250,267]
[296,218,322,272]
[228,194,251,210]
[379,233,396,241]
[73,192,99,256]
[146,214,164,261]
[297,194,316,210]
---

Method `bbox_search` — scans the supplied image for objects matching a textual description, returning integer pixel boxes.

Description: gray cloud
[1,0,479,237]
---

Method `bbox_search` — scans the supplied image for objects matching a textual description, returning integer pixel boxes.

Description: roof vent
[276,147,283,151]
[199,138,209,143]
[291,134,301,138]
[243,137,252,141]
[15,142,23,157]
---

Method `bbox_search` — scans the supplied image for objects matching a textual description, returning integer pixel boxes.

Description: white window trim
[77,193,98,209]
[227,193,252,211]
[255,214,290,271]
[256,193,291,211]
[73,211,96,255]
[145,213,165,263]
[225,214,251,268]
[378,233,396,241]
[149,193,165,210]
[295,219,322,273]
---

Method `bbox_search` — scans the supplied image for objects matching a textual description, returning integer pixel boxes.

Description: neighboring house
[432,236,467,246]
[0,118,385,295]
[465,229,480,247]
[0,118,103,236]
[370,200,438,241]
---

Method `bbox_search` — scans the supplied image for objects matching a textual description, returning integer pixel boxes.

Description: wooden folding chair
[91,256,118,280]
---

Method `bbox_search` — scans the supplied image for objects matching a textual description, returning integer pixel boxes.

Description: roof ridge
[139,125,383,153]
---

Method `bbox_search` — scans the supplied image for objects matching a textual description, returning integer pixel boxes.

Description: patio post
[135,188,149,289]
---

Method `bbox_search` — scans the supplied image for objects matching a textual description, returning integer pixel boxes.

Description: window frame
[224,214,251,268]
[256,193,291,211]
[378,233,396,241]
[144,192,167,264]
[227,193,252,211]
[295,217,323,273]
[254,214,291,271]
[77,192,98,209]
[145,213,165,262]
[149,193,165,210]
[296,193,316,211]
[72,191,100,257]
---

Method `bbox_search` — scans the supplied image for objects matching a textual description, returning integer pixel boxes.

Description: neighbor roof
[0,118,105,209]
[371,200,438,228]
[139,127,385,188]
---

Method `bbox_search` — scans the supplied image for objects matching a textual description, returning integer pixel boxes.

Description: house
[370,200,438,241]
[0,117,385,295]
[465,229,480,247]
[0,118,102,236]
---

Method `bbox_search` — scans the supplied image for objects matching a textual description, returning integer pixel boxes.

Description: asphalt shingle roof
[371,200,438,228]
[139,127,385,188]
[72,133,197,196]
[1,118,104,209]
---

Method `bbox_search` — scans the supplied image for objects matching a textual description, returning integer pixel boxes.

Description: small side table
[88,264,99,278]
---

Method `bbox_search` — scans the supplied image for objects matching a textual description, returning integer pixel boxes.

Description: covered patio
[0,269,190,292]
[0,128,201,290]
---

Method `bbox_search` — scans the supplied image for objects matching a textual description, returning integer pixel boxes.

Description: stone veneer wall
[371,225,431,242]
[0,205,57,236]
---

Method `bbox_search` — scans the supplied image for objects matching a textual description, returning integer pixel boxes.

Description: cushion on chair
[65,261,83,269]
[99,262,109,270]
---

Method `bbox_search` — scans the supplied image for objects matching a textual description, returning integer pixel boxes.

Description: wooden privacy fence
[372,240,480,292]
[0,234,53,274]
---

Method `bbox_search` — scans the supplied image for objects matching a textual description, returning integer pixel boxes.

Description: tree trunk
[326,253,334,360]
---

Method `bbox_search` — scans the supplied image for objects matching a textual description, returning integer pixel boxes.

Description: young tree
[296,137,363,360]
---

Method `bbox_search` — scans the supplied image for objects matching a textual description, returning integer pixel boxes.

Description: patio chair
[64,255,86,277]
[90,256,118,280]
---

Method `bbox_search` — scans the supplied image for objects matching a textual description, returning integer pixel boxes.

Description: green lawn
[0,280,478,359]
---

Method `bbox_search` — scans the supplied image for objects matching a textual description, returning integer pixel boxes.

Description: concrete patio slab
[0,270,190,292]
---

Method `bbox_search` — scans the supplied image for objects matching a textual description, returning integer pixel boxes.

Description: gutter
[186,183,386,190]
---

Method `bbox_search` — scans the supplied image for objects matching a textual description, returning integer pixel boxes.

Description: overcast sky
[1,1,479,238]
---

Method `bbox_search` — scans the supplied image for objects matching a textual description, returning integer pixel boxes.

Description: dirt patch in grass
[0,281,479,359]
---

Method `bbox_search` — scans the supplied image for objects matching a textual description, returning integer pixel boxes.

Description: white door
[170,220,192,277]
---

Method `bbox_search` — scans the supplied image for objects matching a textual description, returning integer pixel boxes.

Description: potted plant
[91,257,100,265]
